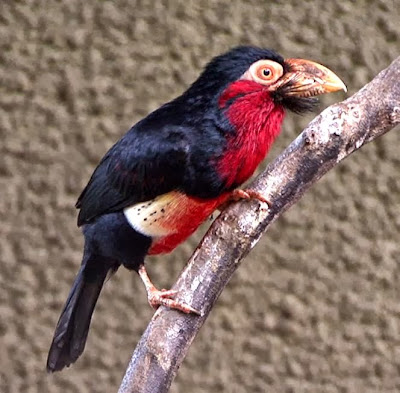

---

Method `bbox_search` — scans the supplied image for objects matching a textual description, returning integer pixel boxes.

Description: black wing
[76,124,190,226]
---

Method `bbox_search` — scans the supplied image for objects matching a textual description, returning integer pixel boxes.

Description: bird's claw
[138,264,201,315]
[230,189,271,206]
[147,288,201,315]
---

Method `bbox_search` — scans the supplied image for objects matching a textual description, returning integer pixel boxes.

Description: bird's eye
[246,60,284,86]
[262,68,272,78]
[256,66,275,81]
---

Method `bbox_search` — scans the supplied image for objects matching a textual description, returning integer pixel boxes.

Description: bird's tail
[47,257,116,372]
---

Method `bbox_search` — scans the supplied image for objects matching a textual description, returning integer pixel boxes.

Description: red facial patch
[217,80,285,187]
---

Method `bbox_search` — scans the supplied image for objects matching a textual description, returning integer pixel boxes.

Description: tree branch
[119,57,400,393]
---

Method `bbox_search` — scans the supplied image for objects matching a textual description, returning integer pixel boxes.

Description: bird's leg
[138,265,200,315]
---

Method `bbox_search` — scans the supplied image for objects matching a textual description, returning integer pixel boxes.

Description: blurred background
[1,1,399,392]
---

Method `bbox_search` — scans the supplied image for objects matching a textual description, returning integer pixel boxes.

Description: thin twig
[119,56,400,393]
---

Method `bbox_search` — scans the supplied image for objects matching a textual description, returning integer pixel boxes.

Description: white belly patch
[123,192,179,238]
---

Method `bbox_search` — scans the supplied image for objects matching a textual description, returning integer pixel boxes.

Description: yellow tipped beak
[276,58,347,97]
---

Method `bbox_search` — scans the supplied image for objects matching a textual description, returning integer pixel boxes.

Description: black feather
[47,259,116,372]
[47,213,152,372]
[273,95,319,114]
[76,46,289,226]
[49,46,318,372]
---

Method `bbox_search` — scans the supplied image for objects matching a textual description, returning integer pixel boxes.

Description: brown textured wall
[1,1,400,392]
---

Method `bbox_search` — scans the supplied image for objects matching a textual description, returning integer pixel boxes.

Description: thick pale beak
[275,58,347,97]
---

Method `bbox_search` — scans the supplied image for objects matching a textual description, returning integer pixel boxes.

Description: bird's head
[183,47,346,187]
[189,46,346,115]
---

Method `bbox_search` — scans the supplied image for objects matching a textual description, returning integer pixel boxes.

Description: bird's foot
[230,189,271,206]
[147,287,200,314]
[138,265,200,315]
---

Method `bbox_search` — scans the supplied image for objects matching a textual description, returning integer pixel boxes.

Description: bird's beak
[275,58,347,97]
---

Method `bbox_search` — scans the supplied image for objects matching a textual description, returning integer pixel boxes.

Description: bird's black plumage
[48,47,296,372]
[76,46,286,226]
[76,124,191,225]
[47,46,342,372]
[47,213,151,371]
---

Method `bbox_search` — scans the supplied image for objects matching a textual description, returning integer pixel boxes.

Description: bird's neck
[217,80,285,187]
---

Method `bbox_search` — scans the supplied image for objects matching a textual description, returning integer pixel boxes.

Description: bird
[47,46,346,372]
